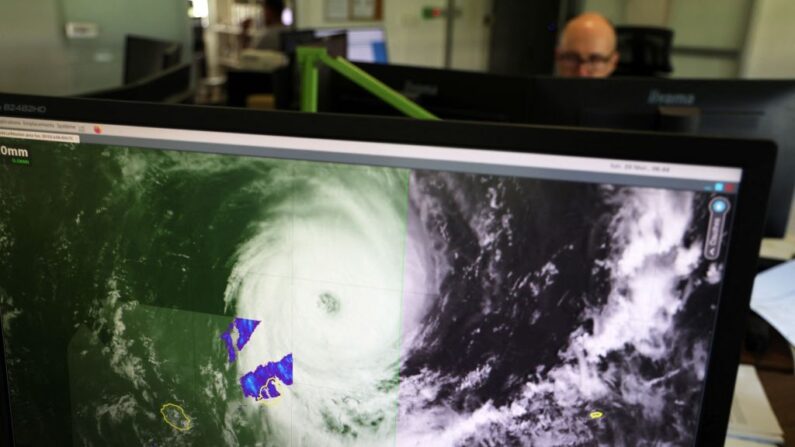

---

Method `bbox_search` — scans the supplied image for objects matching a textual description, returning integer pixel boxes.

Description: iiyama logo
[647,89,696,106]
[2,103,47,114]
[402,81,439,99]
[0,145,29,158]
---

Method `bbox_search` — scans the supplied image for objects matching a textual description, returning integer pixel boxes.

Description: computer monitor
[278,29,318,55]
[0,93,774,446]
[324,62,532,123]
[315,27,388,63]
[80,63,193,103]
[274,31,348,111]
[528,77,795,238]
[124,35,183,85]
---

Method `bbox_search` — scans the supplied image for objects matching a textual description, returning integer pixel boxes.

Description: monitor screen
[0,99,771,446]
[315,28,388,63]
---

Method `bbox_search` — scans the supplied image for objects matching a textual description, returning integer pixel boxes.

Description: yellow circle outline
[589,411,604,420]
[160,403,192,431]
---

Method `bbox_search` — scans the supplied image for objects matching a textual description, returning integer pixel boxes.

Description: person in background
[555,12,619,78]
[251,0,287,50]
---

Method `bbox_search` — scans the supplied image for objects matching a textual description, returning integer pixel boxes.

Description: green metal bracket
[297,47,440,120]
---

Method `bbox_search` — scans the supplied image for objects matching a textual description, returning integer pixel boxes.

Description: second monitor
[528,77,795,239]
[124,35,183,85]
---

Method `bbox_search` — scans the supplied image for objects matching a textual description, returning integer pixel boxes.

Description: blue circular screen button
[711,199,728,214]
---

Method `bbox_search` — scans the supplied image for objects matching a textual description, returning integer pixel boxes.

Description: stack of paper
[751,260,795,354]
[725,365,784,446]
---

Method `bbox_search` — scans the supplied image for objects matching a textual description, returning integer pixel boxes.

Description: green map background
[0,139,410,446]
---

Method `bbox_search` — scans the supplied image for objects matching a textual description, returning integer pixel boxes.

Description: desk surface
[760,202,795,259]
[757,370,795,447]
[741,321,794,446]
[760,237,795,261]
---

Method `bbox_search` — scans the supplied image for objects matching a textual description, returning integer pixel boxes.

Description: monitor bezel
[0,93,776,446]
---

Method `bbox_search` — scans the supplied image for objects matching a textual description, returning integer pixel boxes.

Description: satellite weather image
[0,139,730,446]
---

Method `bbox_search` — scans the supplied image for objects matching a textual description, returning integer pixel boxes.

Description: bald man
[555,12,619,78]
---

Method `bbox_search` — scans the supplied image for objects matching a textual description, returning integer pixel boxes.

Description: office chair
[614,26,674,77]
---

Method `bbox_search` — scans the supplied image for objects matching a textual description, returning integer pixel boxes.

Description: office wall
[582,0,752,78]
[624,0,668,26]
[0,0,72,95]
[294,0,381,29]
[450,0,492,71]
[668,55,738,79]
[668,0,749,50]
[581,0,624,22]
[63,0,192,94]
[667,0,751,78]
[384,0,447,68]
[0,0,191,96]
[741,0,795,78]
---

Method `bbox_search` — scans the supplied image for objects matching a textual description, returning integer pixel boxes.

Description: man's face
[556,20,618,78]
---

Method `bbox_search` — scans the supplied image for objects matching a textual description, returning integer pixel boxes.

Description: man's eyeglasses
[556,51,615,70]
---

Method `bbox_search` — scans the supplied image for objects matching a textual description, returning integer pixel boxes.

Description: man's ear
[610,51,620,68]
